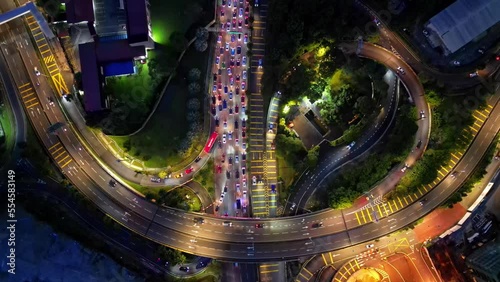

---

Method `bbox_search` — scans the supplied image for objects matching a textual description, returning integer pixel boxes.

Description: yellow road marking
[36,37,45,43]
[355,212,361,225]
[303,268,312,276]
[34,32,42,37]
[403,197,409,205]
[388,201,394,213]
[377,205,383,218]
[339,271,347,279]
[408,194,413,201]
[382,203,390,216]
[48,142,60,151]
[441,166,449,173]
[299,273,309,279]
[487,104,493,109]
[472,114,484,122]
[260,270,278,274]
[54,151,66,160]
[20,88,32,93]
[19,83,30,88]
[26,103,39,109]
[57,155,70,164]
[360,210,367,223]
[355,259,360,268]
[438,170,445,177]
[329,252,334,264]
[366,208,373,222]
[24,97,37,104]
[469,126,478,132]
[41,49,50,55]
[22,93,34,99]
[321,253,328,265]
[414,193,418,200]
[51,146,64,154]
[398,198,404,208]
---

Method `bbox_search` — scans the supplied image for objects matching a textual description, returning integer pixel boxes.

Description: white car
[252,176,257,185]
[346,141,356,150]
[228,131,233,140]
[222,133,227,144]
[243,70,247,80]
[366,244,374,249]
[236,183,240,192]
[242,179,247,188]
[34,67,41,76]
[290,203,296,211]
[397,66,405,75]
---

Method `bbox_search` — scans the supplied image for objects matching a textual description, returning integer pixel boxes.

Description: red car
[185,166,194,174]
[241,95,245,105]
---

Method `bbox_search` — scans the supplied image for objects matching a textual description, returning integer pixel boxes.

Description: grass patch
[109,45,210,169]
[194,158,215,195]
[0,104,15,164]
[150,0,210,44]
[277,156,298,205]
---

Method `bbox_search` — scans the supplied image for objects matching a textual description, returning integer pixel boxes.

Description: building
[466,242,500,282]
[425,0,500,55]
[67,0,153,112]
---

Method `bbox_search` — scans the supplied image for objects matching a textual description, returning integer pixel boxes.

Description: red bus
[204,131,219,153]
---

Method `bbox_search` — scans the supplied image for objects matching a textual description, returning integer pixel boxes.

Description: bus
[204,131,219,153]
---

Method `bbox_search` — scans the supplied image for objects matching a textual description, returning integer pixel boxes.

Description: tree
[186,111,200,122]
[188,82,201,94]
[169,31,188,52]
[307,146,320,167]
[187,98,201,110]
[195,27,209,41]
[157,246,186,265]
[194,39,208,52]
[188,68,201,81]
[354,96,372,115]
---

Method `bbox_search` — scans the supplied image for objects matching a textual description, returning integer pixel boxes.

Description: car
[241,82,246,90]
[271,184,276,193]
[422,29,429,36]
[215,205,220,212]
[239,8,243,17]
[222,133,227,144]
[231,34,236,44]
[48,97,54,106]
[221,153,226,162]
[218,140,222,149]
[185,166,194,174]
[229,156,233,165]
[179,266,190,272]
[224,86,228,94]
[230,59,235,67]
[220,9,225,17]
[242,166,246,175]
[419,198,427,206]
[224,186,228,194]
[227,68,232,75]
[218,103,223,111]
[478,48,485,54]
[236,59,240,67]
[226,22,231,31]
[109,179,117,187]
[232,19,237,29]
[290,203,296,210]
[397,66,405,75]
[238,20,243,29]
[235,120,239,129]
[217,35,222,43]
[220,47,224,55]
[241,130,246,138]
[228,131,233,140]
[216,56,220,65]
[230,77,234,85]
[268,122,273,132]
[243,179,247,188]
[452,60,460,66]
[195,156,202,163]
[451,171,459,178]
[242,153,246,161]
[212,85,217,92]
[231,47,236,56]
[244,33,248,44]
[228,0,232,7]
[232,8,237,18]
[193,217,205,224]
[238,33,241,41]
[401,163,410,172]
[218,93,223,101]
[244,17,249,26]
[420,110,425,119]
[212,96,216,104]
[366,244,375,249]
[211,106,216,115]
[416,139,422,149]
[255,223,264,228]
[222,0,226,6]
[243,189,247,196]
[223,119,227,128]
[241,95,245,105]
[242,142,246,150]
[219,194,224,203]
[252,176,257,185]
[469,71,479,78]
[223,99,228,109]
[312,222,323,229]
[242,119,246,128]
[236,183,240,191]
[235,155,239,163]
[226,42,230,51]
[150,177,161,183]
[254,0,259,7]
[235,105,239,113]
[213,73,217,82]
[236,75,240,82]
[258,59,263,68]
[242,56,247,66]
[346,141,356,150]
[229,107,233,115]
[34,67,41,76]
[226,170,231,178]
[217,165,222,173]
[237,45,242,54]
[242,70,247,80]
[235,87,240,95]
[218,68,222,76]
[222,61,226,69]
[223,221,233,227]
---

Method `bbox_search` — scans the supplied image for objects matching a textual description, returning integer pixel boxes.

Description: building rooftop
[124,0,149,44]
[95,39,146,63]
[93,0,127,37]
[64,0,94,24]
[426,0,500,53]
[78,42,104,112]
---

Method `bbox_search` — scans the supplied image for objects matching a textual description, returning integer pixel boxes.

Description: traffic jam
[210,0,251,217]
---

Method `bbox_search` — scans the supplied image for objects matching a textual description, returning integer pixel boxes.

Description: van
[236,199,241,209]
[223,221,232,227]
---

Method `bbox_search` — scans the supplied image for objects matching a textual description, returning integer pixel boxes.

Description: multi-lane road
[2,0,499,263]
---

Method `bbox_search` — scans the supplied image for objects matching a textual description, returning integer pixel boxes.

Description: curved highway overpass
[6,17,499,260]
